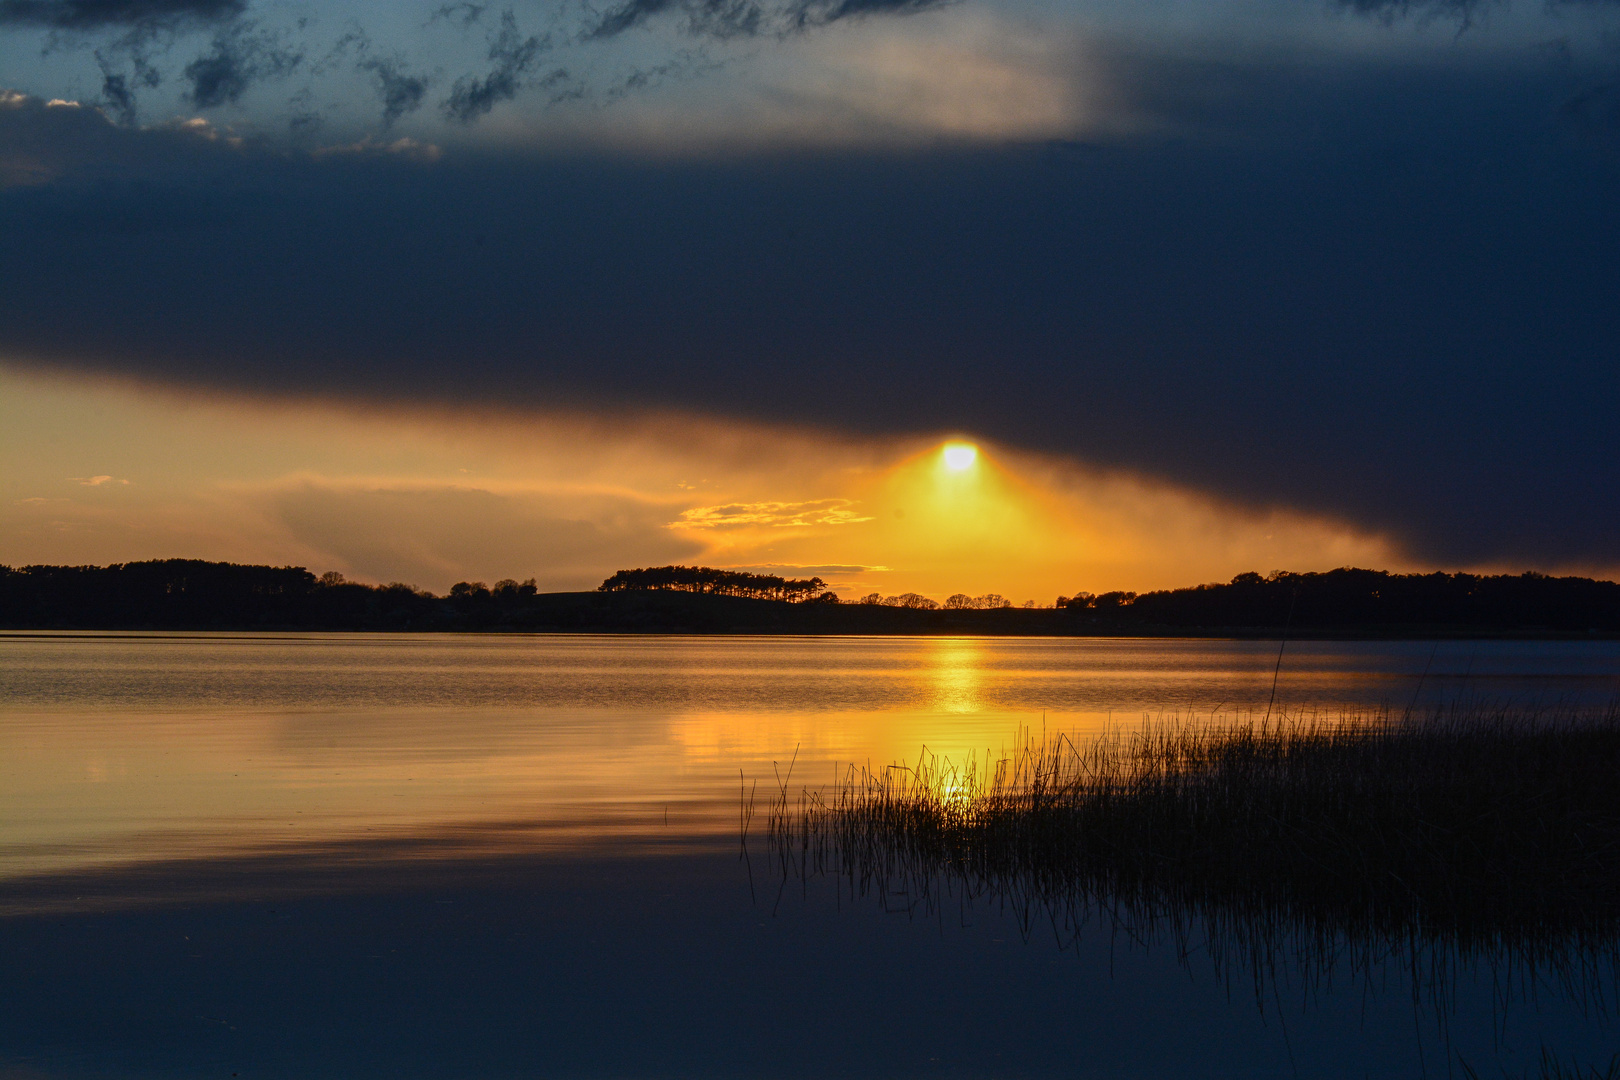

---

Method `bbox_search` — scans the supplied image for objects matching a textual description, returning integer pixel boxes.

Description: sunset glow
[942,443,978,471]
[1,365,1415,602]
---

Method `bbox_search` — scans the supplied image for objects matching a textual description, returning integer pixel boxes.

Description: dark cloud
[427,2,486,29]
[676,0,773,38]
[182,18,301,107]
[3,51,1620,569]
[586,0,678,39]
[785,0,947,27]
[0,0,243,30]
[361,58,428,126]
[4,0,248,123]
[93,43,160,125]
[584,0,945,40]
[586,0,667,39]
[0,89,242,186]
[442,10,547,122]
[1335,0,1486,21]
[97,70,137,124]
[1329,0,1616,27]
[183,48,246,105]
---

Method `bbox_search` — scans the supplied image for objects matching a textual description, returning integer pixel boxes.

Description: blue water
[2,632,1617,1078]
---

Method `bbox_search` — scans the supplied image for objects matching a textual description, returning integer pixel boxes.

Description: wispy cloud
[721,562,886,573]
[71,475,128,485]
[1335,0,1488,24]
[182,18,302,107]
[441,10,558,123]
[583,0,952,42]
[311,135,441,161]
[427,3,486,30]
[360,57,429,126]
[677,499,872,528]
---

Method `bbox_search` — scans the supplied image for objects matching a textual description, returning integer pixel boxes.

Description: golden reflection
[926,637,985,713]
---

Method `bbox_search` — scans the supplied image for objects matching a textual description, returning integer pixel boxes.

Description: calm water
[3,632,1618,1078]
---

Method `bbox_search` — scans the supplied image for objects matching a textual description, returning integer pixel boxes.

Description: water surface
[6,632,1616,876]
[3,632,1617,1078]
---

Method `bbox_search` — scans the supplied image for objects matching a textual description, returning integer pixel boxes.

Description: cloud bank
[0,0,244,31]
[4,0,1620,574]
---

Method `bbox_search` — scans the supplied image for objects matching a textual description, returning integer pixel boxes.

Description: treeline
[599,566,831,602]
[1061,569,1620,632]
[0,560,439,629]
[0,559,845,631]
[0,560,580,630]
[4,560,1619,634]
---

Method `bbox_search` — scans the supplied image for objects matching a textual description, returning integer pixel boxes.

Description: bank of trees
[0,560,436,629]
[8,560,1619,633]
[598,565,830,602]
[1057,569,1620,631]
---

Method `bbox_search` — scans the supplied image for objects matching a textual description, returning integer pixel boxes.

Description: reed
[766,703,1620,1016]
[1463,1049,1620,1080]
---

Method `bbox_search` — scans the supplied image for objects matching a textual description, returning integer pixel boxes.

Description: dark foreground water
[9,845,1617,1080]
[3,632,1618,1078]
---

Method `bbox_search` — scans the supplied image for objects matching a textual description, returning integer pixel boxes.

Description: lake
[3,632,1618,1077]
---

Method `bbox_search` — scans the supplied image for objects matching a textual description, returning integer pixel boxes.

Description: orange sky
[1,363,1418,601]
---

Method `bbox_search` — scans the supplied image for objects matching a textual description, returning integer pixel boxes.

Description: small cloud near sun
[721,563,888,575]
[677,499,873,529]
[70,476,128,486]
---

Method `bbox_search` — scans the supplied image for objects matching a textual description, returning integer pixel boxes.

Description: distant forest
[1,560,1618,635]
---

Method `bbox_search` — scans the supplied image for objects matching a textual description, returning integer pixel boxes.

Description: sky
[2,0,1619,597]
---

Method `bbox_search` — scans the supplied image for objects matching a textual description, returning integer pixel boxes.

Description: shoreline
[3,622,1618,640]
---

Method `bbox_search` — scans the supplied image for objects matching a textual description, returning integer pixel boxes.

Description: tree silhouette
[881,593,940,610]
[598,565,828,602]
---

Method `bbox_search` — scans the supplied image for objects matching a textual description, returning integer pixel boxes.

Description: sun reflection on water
[927,637,985,713]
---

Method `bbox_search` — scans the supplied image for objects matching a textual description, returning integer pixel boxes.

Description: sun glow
[0,366,1405,602]
[942,443,978,471]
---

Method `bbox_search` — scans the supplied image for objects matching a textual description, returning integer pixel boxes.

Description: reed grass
[766,703,1620,1019]
[1460,1049,1620,1080]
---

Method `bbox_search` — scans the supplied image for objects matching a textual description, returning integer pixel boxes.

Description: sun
[942,443,978,471]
